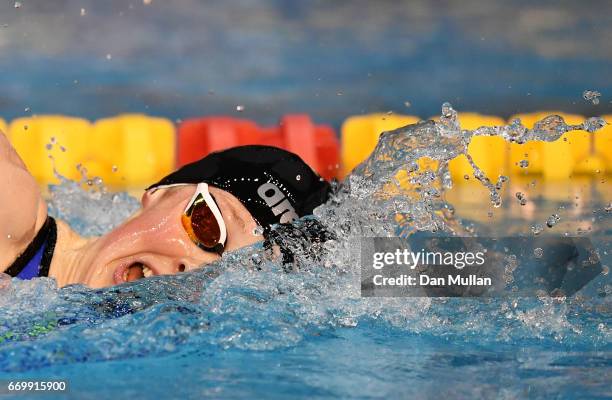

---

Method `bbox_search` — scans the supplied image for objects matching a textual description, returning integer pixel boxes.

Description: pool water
[0,111,610,399]
[7,322,610,399]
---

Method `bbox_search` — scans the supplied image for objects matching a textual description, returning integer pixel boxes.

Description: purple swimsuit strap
[5,217,57,280]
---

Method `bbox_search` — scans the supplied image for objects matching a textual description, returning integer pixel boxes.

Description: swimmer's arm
[0,131,48,271]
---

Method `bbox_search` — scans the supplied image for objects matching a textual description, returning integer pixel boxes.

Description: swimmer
[0,131,331,288]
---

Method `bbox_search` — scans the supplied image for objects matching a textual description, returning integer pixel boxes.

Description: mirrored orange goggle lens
[182,200,221,249]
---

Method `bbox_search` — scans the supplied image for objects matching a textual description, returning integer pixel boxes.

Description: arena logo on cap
[257,182,299,223]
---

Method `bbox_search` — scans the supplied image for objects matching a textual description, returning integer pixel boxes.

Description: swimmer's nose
[121,259,190,283]
[149,258,187,276]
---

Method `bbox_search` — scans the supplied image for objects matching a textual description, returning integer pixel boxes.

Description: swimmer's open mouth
[113,262,156,284]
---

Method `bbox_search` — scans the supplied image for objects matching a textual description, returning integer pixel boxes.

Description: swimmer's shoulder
[0,131,48,271]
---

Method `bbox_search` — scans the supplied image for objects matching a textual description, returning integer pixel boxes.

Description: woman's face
[80,185,263,288]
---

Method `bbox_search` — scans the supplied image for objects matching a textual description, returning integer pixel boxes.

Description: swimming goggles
[181,182,227,255]
[147,182,227,254]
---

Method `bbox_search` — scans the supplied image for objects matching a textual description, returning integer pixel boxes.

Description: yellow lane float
[596,115,612,173]
[447,113,507,182]
[7,114,175,190]
[91,114,175,189]
[9,116,92,184]
[340,113,421,176]
[507,112,598,180]
[341,113,509,184]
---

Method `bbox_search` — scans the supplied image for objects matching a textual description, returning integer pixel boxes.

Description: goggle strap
[148,183,190,195]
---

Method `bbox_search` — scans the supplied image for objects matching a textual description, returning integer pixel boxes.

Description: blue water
[8,324,611,400]
[1,281,609,399]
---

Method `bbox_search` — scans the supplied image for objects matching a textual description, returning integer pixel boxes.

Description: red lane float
[177,114,340,180]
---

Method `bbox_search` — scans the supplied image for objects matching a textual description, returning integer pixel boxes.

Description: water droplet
[106,53,112,60]
[14,1,22,9]
[531,223,544,236]
[582,89,601,105]
[6,234,12,239]
[112,165,118,173]
[533,247,543,258]
[250,253,262,266]
[295,174,301,181]
[143,0,152,4]
[546,214,560,228]
[24,106,30,112]
[583,117,606,133]
[518,159,529,168]
[605,202,612,213]
[235,105,245,112]
[463,174,469,180]
[45,143,52,150]
[80,8,86,16]
[404,101,411,108]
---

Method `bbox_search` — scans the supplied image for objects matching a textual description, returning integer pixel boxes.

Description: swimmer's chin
[47,220,101,288]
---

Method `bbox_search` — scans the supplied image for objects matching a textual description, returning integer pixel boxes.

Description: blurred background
[1,0,611,127]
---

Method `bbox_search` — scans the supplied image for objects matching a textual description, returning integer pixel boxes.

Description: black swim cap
[147,145,331,229]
